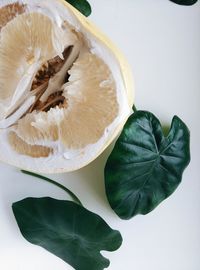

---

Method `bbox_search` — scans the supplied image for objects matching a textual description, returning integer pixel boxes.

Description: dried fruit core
[32,91,67,112]
[31,46,72,91]
[29,46,73,113]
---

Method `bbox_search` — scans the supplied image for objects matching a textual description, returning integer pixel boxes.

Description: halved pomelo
[0,0,134,173]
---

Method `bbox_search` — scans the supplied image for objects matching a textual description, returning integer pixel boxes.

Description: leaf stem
[21,170,83,206]
[132,104,137,112]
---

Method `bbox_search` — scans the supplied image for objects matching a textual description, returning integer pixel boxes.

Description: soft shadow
[61,143,115,210]
[0,166,28,234]
[0,142,116,222]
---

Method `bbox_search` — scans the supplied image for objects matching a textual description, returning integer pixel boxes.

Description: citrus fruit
[0,0,134,173]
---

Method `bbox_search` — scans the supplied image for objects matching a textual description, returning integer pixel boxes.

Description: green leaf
[169,0,198,5]
[12,197,122,270]
[105,111,190,220]
[66,0,92,17]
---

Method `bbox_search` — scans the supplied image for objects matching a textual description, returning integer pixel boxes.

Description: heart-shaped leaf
[105,111,190,220]
[66,0,92,17]
[169,0,198,5]
[13,197,122,270]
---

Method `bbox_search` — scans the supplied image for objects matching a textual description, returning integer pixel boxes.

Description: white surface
[0,0,200,269]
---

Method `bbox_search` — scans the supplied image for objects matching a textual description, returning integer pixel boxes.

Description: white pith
[0,0,132,173]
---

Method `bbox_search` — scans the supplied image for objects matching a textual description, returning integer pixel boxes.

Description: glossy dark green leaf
[66,0,91,17]
[12,197,122,270]
[105,111,190,220]
[169,0,198,5]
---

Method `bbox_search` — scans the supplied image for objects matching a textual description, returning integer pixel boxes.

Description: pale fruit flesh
[0,0,134,173]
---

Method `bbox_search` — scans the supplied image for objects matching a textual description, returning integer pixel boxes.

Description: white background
[0,0,200,269]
